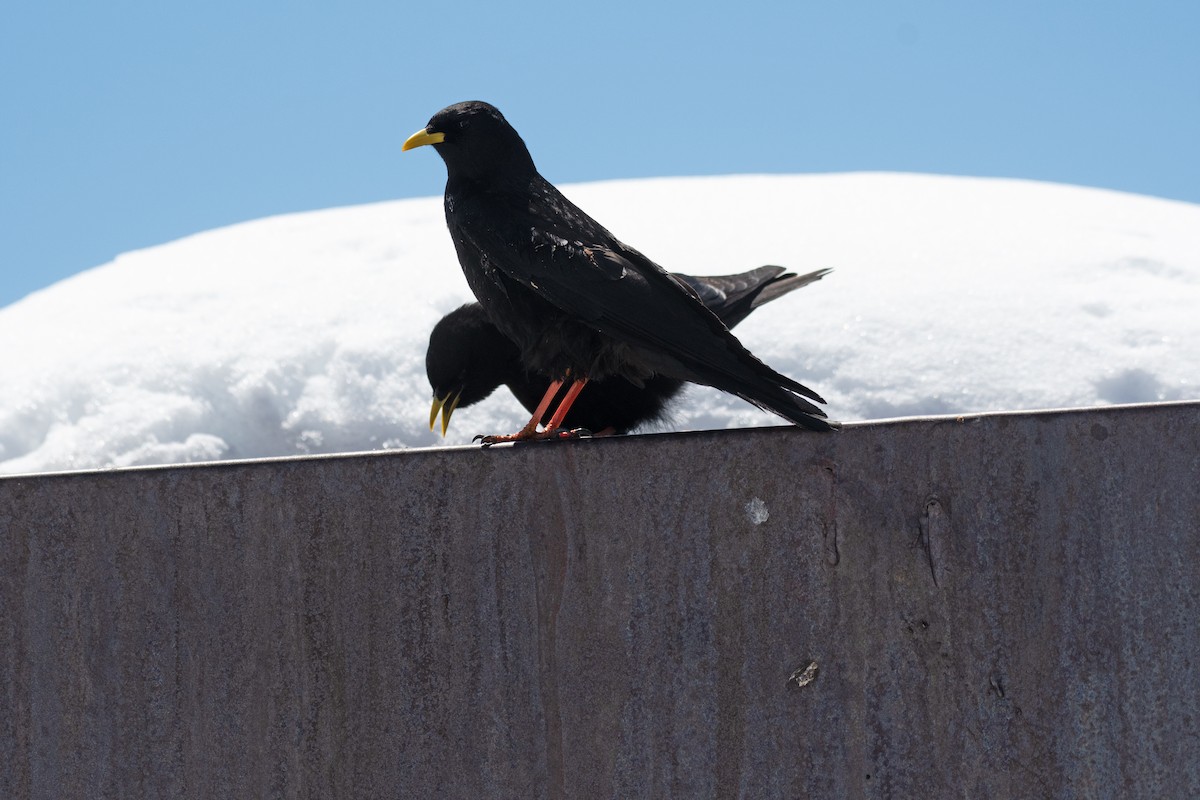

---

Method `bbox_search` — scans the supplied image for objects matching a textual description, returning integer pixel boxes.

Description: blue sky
[3,1,1198,309]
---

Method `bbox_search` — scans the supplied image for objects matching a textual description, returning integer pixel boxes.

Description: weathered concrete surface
[1,402,1198,799]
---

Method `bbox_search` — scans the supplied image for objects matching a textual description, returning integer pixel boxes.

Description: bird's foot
[473,427,592,447]
[539,427,591,442]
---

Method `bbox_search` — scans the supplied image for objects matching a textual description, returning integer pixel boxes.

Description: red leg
[527,378,564,427]
[540,377,589,433]
[476,378,562,442]
[476,377,592,445]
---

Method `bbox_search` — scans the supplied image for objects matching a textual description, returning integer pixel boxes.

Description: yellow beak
[428,391,462,437]
[403,128,446,151]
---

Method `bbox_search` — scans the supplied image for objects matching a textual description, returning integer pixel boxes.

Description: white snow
[1,173,1197,475]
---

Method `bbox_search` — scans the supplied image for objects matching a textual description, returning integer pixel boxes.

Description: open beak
[403,128,445,151]
[429,390,463,437]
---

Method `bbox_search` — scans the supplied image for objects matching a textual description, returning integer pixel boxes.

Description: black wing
[449,179,832,429]
[674,266,832,328]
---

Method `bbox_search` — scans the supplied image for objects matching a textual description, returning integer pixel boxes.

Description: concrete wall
[1,402,1198,799]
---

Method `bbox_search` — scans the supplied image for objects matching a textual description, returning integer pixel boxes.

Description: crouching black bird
[403,100,836,443]
[426,266,831,436]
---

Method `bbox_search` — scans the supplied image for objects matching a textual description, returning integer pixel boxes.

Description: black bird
[403,100,836,442]
[426,266,831,436]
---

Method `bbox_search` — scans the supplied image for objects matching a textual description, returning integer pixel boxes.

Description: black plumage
[403,100,836,441]
[426,267,831,435]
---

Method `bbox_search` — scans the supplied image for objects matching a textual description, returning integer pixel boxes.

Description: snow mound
[2,173,1197,474]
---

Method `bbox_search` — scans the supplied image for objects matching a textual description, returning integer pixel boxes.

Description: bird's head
[403,101,536,184]
[425,303,524,436]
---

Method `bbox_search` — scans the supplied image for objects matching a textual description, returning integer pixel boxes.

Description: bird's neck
[442,148,538,192]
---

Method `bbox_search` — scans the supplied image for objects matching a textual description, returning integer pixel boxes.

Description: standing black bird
[426,266,832,436]
[403,100,836,442]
